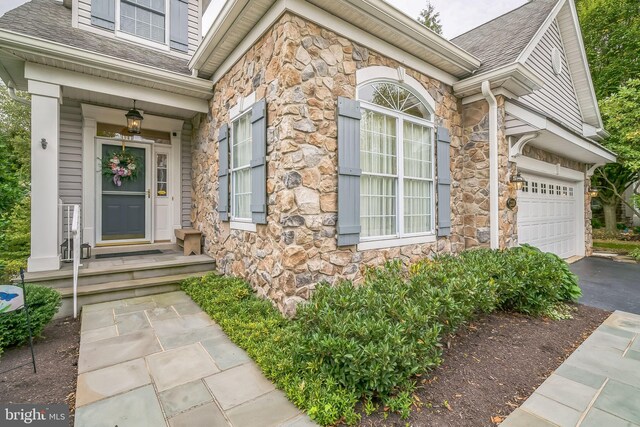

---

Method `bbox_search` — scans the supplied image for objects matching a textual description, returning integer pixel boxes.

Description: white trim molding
[193,0,481,85]
[356,65,436,111]
[230,221,257,232]
[358,234,436,251]
[454,63,544,99]
[517,156,585,181]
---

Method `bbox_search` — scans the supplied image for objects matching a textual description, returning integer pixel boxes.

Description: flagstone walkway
[501,310,640,427]
[74,291,316,427]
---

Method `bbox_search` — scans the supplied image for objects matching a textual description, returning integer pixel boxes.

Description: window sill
[357,234,436,251]
[230,221,256,232]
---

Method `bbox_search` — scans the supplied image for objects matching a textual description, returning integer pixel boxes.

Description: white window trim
[114,0,172,52]
[230,220,257,232]
[356,76,436,249]
[358,234,436,251]
[229,92,256,229]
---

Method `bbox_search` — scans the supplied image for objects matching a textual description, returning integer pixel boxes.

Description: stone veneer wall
[191,13,469,314]
[460,97,515,249]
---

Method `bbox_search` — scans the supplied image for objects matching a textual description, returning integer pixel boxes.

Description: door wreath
[101,150,141,187]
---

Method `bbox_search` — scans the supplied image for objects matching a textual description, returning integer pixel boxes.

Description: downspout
[7,85,29,106]
[481,81,499,250]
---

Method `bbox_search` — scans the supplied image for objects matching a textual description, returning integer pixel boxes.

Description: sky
[386,0,528,38]
[0,0,529,39]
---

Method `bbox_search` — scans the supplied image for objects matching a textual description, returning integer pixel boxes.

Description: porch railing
[59,203,80,262]
[71,205,80,318]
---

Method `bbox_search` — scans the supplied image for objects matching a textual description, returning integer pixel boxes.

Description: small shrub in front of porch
[0,284,61,355]
[182,245,581,426]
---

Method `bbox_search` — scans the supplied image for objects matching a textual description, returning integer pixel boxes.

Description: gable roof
[451,0,559,74]
[0,0,191,75]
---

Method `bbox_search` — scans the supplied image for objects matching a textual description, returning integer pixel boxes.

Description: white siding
[78,0,92,27]
[181,122,193,227]
[520,20,583,133]
[81,0,200,54]
[59,100,83,207]
[187,0,200,55]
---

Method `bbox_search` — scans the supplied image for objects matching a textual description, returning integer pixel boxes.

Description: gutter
[7,85,29,105]
[481,81,499,250]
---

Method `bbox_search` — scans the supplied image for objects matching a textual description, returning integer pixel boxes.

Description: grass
[593,239,640,253]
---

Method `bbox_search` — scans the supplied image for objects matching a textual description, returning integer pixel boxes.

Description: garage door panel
[518,173,580,259]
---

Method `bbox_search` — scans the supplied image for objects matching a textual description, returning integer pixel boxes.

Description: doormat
[95,249,163,259]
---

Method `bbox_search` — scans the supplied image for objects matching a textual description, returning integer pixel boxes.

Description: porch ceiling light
[510,172,527,191]
[125,100,144,134]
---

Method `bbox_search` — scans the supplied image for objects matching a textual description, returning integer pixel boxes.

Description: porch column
[27,81,61,272]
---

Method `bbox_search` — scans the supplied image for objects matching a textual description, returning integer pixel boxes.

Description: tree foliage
[599,79,640,171]
[0,86,30,216]
[577,0,640,228]
[576,0,640,99]
[0,86,31,280]
[417,1,443,35]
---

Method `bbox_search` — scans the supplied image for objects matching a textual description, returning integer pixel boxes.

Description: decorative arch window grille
[357,81,435,239]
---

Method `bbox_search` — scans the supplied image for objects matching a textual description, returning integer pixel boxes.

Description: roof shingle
[451,0,559,73]
[0,0,191,75]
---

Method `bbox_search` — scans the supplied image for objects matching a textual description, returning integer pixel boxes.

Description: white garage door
[517,174,580,258]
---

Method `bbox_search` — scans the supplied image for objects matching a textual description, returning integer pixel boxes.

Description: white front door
[517,173,580,258]
[153,146,173,241]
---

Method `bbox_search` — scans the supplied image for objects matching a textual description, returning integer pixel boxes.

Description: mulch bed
[0,317,80,426]
[358,304,610,427]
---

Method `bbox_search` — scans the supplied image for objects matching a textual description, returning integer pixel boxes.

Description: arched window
[357,80,435,240]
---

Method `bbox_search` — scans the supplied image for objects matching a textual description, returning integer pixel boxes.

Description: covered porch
[0,50,212,273]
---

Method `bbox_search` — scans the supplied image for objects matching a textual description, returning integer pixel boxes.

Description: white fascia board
[208,0,461,86]
[0,29,213,97]
[337,0,480,72]
[453,63,543,98]
[194,0,480,84]
[25,63,209,113]
[505,100,616,163]
[516,0,566,63]
[190,0,253,72]
[564,0,604,129]
[461,87,518,105]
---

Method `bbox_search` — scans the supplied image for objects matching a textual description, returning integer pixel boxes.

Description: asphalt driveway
[570,256,640,315]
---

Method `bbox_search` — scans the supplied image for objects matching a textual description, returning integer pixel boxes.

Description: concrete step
[23,255,216,289]
[55,271,212,318]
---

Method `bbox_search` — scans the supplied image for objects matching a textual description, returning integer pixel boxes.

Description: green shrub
[0,284,61,351]
[617,222,627,230]
[591,218,604,229]
[630,248,640,261]
[182,246,580,426]
[634,226,640,234]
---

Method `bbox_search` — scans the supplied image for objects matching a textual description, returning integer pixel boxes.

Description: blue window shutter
[251,99,267,224]
[170,0,189,52]
[337,97,362,246]
[218,124,230,221]
[91,0,115,30]
[437,127,451,237]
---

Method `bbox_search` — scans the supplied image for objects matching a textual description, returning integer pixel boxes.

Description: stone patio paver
[501,311,640,427]
[75,291,317,427]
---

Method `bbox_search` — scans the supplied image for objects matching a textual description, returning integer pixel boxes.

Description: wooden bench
[175,228,202,256]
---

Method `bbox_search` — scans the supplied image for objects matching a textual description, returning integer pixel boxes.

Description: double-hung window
[358,81,435,240]
[120,0,166,44]
[231,112,252,221]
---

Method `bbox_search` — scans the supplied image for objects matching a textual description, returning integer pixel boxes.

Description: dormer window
[91,0,189,53]
[121,0,165,44]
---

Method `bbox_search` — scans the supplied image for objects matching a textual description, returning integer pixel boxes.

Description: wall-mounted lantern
[588,186,599,198]
[510,172,527,191]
